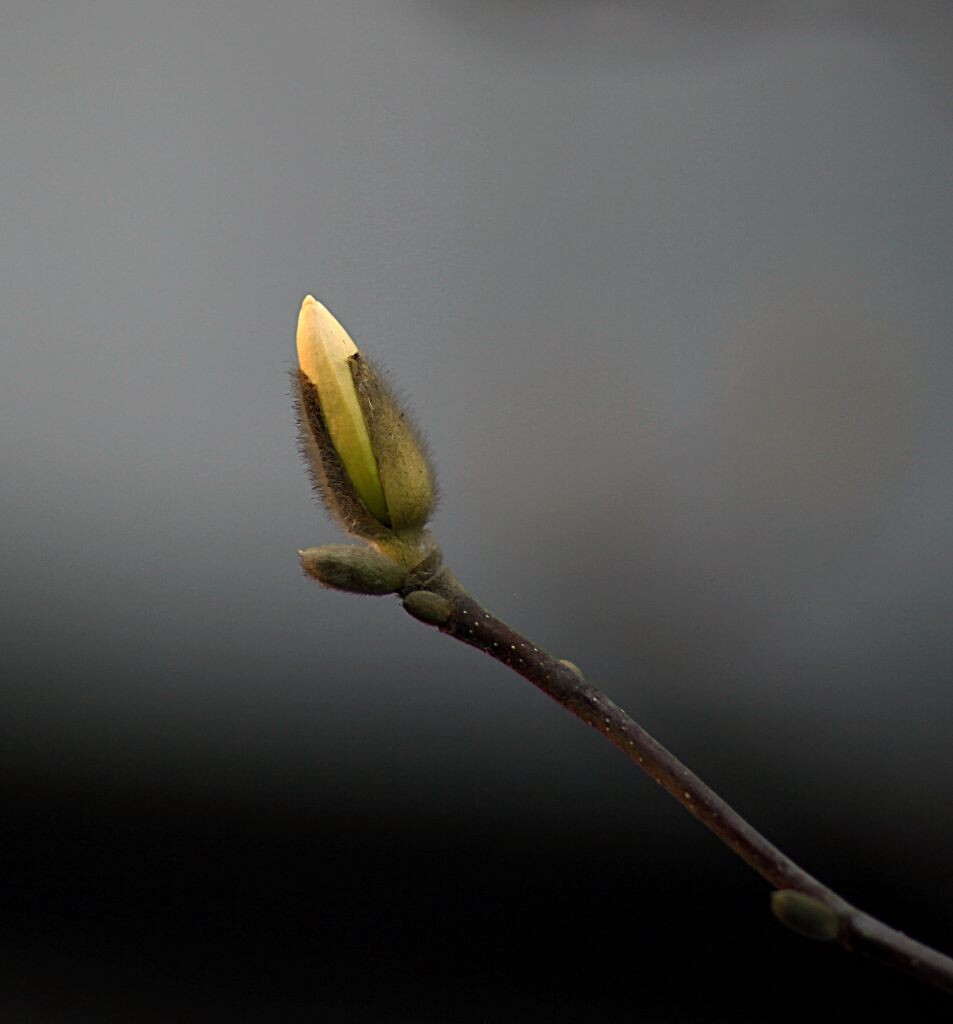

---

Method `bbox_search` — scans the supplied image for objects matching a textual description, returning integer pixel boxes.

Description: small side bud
[770,890,839,942]
[299,545,406,595]
[403,590,452,626]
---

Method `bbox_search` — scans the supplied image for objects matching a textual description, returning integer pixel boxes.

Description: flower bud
[295,297,436,547]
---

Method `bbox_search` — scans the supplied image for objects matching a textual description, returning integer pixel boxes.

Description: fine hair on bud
[294,368,393,543]
[349,352,438,533]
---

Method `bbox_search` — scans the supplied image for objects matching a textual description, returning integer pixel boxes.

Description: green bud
[770,890,839,942]
[402,590,452,626]
[295,297,436,546]
[299,545,407,595]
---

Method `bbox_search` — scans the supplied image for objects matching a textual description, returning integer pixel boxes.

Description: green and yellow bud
[296,296,389,524]
[294,296,436,554]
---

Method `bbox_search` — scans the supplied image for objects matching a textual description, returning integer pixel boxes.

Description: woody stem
[401,573,953,995]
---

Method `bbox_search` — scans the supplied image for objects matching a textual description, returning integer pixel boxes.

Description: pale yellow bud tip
[296,296,359,386]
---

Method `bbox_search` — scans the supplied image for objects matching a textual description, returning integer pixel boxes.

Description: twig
[400,566,953,996]
[292,296,952,995]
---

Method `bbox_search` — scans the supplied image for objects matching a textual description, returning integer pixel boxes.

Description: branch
[400,568,953,996]
[290,295,952,995]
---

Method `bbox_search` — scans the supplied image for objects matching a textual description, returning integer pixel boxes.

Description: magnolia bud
[299,545,407,595]
[295,297,436,548]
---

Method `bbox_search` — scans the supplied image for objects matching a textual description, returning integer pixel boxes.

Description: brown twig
[400,567,953,996]
[292,295,952,995]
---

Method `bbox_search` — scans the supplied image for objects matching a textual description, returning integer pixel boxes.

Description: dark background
[2,3,952,1020]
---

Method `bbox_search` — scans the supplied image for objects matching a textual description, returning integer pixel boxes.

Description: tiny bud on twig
[403,590,452,626]
[771,890,840,942]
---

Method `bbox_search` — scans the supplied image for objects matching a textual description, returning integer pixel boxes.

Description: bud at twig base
[299,545,407,595]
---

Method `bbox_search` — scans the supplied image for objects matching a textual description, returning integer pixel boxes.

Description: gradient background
[2,2,953,1020]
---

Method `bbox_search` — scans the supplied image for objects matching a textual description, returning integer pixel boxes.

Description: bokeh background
[2,2,952,1020]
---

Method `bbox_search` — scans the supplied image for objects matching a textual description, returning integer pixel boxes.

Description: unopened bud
[295,297,436,548]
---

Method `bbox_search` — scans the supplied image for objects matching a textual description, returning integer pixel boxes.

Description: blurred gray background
[2,2,952,1020]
